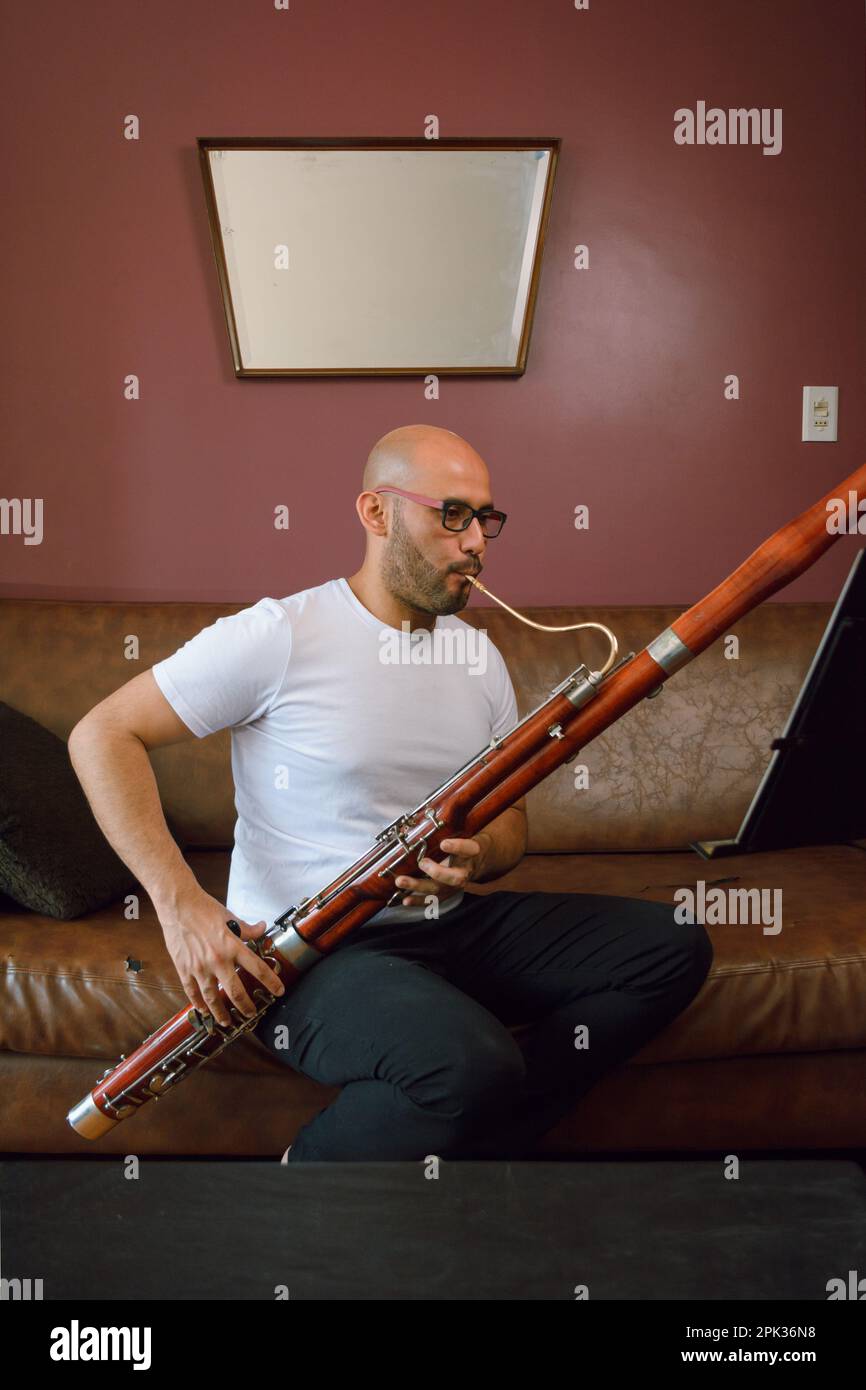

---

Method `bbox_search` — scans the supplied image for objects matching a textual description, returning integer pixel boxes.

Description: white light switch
[802,386,838,442]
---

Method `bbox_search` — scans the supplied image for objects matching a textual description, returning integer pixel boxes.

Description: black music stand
[692,548,866,859]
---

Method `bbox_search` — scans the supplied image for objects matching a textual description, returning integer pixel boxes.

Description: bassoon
[67,462,866,1139]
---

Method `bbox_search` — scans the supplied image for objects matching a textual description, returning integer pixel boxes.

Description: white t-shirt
[151,577,519,930]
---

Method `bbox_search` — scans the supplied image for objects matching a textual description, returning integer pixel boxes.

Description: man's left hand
[394,834,491,907]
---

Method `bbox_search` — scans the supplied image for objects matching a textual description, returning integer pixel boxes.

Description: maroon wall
[2,0,864,605]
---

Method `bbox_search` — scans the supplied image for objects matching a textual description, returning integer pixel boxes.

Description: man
[68,423,713,1161]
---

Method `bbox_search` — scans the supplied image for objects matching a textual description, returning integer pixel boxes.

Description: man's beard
[381,504,476,616]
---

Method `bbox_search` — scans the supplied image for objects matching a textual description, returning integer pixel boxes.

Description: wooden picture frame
[198,136,560,377]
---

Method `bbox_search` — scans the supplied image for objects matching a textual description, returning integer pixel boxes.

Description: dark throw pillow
[0,701,179,920]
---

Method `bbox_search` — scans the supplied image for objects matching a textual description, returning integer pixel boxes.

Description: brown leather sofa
[2,595,864,1156]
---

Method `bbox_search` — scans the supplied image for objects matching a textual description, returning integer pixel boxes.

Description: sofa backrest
[0,597,829,852]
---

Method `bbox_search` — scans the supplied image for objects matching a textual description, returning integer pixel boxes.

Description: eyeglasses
[373,487,507,538]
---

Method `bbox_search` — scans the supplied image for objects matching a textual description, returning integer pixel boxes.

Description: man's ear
[356,490,390,537]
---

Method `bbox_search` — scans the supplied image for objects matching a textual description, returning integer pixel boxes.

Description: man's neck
[345,570,437,634]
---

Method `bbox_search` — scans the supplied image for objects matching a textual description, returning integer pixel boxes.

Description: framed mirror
[198,137,559,377]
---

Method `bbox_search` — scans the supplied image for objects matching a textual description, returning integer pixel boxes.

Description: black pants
[253,888,714,1161]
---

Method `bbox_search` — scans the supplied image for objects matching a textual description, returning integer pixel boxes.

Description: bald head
[361,424,490,503]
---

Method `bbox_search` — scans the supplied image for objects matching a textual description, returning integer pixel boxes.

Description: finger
[394,873,436,907]
[396,873,446,895]
[402,888,442,906]
[182,976,208,1016]
[418,856,463,886]
[227,919,284,995]
[236,946,285,998]
[201,981,231,1029]
[219,969,257,1021]
[439,838,480,857]
[228,916,268,941]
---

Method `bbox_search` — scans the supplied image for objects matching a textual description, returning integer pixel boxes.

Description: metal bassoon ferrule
[552,664,602,709]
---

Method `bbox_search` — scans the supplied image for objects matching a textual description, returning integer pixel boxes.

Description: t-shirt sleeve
[150,597,292,738]
[490,643,519,741]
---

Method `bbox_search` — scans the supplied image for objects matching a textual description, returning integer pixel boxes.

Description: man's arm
[67,670,204,914]
[67,670,285,1024]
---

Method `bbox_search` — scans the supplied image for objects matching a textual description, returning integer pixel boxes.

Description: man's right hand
[158,885,285,1028]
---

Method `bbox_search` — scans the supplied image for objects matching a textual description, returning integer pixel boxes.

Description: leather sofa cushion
[1,846,864,1069]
